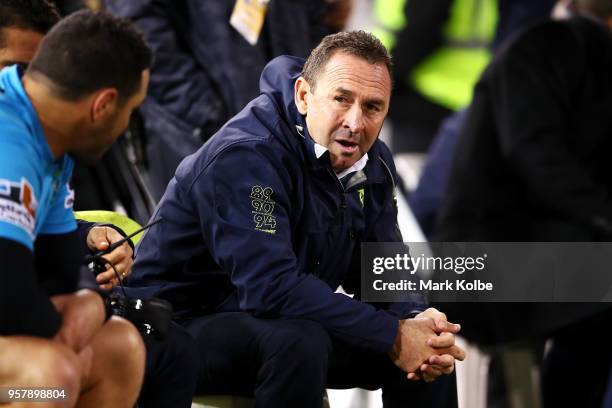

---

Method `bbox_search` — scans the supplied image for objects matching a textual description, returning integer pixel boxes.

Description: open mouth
[336,140,359,153]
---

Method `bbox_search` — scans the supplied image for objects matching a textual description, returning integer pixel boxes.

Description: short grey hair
[302,30,392,91]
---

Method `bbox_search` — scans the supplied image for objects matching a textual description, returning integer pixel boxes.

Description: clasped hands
[389,308,466,382]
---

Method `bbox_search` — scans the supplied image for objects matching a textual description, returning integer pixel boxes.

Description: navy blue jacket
[129,56,426,353]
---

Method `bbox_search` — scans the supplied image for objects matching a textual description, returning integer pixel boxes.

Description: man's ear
[294,76,310,115]
[90,88,118,122]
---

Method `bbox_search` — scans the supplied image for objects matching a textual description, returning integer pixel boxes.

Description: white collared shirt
[313,143,369,179]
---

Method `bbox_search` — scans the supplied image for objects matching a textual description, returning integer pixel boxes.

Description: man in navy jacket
[130,31,465,407]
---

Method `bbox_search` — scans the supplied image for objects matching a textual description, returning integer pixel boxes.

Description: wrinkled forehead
[318,53,392,101]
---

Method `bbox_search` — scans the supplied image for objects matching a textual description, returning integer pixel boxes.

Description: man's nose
[343,104,365,134]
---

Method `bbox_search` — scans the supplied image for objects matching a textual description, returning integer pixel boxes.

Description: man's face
[295,52,391,173]
[0,27,43,70]
[73,69,150,164]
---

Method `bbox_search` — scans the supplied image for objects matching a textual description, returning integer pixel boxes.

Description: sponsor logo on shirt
[0,177,37,237]
[64,182,74,209]
[250,185,276,234]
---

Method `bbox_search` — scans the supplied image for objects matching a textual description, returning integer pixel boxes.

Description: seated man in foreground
[0,10,152,407]
[0,0,135,290]
[0,2,200,406]
[129,31,465,407]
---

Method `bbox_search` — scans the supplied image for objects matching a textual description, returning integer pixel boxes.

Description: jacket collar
[293,116,331,172]
[294,118,391,186]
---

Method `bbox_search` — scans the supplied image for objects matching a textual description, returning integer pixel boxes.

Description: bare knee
[37,343,81,392]
[0,336,81,404]
[91,317,145,382]
[102,316,145,363]
[74,318,145,408]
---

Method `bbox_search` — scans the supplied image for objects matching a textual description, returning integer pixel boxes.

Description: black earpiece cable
[93,217,163,258]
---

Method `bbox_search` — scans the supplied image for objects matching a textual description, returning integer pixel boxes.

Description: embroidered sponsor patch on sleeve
[250,185,276,234]
[0,177,37,238]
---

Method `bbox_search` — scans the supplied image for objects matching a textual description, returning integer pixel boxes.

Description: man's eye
[334,96,348,103]
[366,104,381,113]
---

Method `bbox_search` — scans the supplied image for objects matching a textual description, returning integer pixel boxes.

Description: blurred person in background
[0,0,55,70]
[372,0,497,153]
[105,0,353,200]
[435,0,612,406]
[409,0,556,238]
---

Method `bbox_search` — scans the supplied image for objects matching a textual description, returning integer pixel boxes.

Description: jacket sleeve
[104,0,227,139]
[189,142,399,353]
[489,22,612,234]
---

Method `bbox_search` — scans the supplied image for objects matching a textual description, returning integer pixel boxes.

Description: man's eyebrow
[334,87,354,96]
[333,87,386,106]
[365,97,386,107]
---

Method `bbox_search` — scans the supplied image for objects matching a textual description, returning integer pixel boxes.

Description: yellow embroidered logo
[250,185,276,234]
[358,188,365,208]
